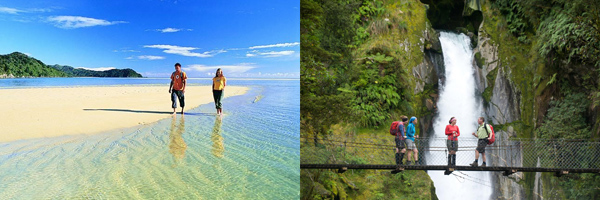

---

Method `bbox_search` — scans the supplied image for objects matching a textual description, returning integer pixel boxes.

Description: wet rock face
[413,51,443,94]
[472,20,520,125]
[489,67,521,124]
[413,26,443,94]
[473,24,499,94]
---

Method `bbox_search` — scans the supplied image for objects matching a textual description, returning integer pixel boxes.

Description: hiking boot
[470,161,478,167]
[481,163,486,167]
[451,155,456,167]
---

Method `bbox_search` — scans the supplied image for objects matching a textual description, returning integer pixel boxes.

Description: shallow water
[0,80,299,199]
[0,77,296,89]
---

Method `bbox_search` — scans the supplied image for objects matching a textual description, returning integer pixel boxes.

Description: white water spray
[427,32,492,200]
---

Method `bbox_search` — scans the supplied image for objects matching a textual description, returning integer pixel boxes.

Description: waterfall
[426,32,493,199]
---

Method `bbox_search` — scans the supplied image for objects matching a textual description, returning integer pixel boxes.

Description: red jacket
[445,125,460,141]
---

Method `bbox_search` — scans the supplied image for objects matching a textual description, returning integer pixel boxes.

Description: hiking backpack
[484,123,496,145]
[390,121,402,137]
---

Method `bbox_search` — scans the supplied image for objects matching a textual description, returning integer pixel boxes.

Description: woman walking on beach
[445,117,460,166]
[212,68,226,115]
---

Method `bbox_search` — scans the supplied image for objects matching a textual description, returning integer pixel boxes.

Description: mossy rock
[475,52,485,69]
[313,182,333,198]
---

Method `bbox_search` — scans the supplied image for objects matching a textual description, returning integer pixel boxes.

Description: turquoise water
[0,77,296,88]
[0,79,299,199]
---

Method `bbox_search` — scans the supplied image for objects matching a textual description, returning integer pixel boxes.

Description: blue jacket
[407,117,417,141]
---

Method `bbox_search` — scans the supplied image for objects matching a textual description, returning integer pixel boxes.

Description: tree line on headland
[0,52,142,78]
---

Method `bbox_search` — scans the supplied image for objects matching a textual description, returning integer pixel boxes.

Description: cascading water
[426,32,493,199]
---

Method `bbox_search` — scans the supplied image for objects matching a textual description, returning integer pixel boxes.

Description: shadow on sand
[83,108,214,116]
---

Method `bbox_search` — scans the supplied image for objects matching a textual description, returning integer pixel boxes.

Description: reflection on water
[169,115,186,166]
[211,116,224,158]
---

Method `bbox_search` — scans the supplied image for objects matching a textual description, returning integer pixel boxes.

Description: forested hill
[50,65,142,78]
[0,52,143,78]
[0,52,68,78]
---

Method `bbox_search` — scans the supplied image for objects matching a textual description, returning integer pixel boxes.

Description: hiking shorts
[446,140,458,152]
[406,139,416,150]
[476,139,488,153]
[213,90,224,109]
[395,137,405,150]
[171,90,185,108]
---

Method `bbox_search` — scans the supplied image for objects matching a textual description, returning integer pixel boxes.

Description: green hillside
[0,52,68,78]
[0,52,143,78]
[49,65,143,78]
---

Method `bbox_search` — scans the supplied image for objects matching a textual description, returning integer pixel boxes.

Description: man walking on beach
[169,63,187,115]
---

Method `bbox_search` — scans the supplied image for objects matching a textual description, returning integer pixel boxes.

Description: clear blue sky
[0,0,299,78]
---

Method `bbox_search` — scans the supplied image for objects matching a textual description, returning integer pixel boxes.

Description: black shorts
[395,137,406,150]
[476,139,488,153]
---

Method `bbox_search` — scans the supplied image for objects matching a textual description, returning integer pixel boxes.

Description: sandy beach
[0,85,247,142]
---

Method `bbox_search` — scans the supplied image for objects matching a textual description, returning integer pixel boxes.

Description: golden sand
[0,85,247,142]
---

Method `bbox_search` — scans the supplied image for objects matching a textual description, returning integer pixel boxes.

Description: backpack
[484,123,496,145]
[390,121,402,137]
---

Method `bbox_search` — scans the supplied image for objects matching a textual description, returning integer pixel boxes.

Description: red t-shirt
[445,125,460,141]
[170,71,187,91]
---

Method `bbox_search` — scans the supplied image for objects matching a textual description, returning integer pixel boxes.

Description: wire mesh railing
[300,135,600,170]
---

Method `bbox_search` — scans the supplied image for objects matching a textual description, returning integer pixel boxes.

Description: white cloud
[0,7,22,14]
[77,67,116,71]
[47,16,127,29]
[161,27,180,32]
[183,64,256,74]
[249,42,299,49]
[0,6,55,15]
[28,7,55,13]
[149,28,193,33]
[137,55,165,60]
[144,44,226,58]
[246,50,295,58]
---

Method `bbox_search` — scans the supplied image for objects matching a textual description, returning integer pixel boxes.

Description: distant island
[0,52,143,78]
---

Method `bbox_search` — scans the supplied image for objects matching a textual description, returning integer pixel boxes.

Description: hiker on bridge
[394,116,409,166]
[406,117,419,165]
[445,117,460,166]
[470,117,493,167]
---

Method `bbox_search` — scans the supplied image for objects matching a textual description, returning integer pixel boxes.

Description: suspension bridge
[300,136,600,177]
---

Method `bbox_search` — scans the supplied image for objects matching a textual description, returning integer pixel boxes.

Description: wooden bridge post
[391,166,405,174]
[555,170,568,177]
[444,167,455,175]
[503,169,517,176]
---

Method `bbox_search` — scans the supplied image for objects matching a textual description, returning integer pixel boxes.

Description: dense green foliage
[50,65,143,78]
[533,93,600,200]
[301,0,415,133]
[492,0,600,69]
[341,50,411,127]
[301,0,433,199]
[485,1,600,198]
[535,93,591,139]
[0,52,68,77]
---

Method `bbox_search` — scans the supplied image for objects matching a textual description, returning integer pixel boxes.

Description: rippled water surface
[0,79,299,199]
